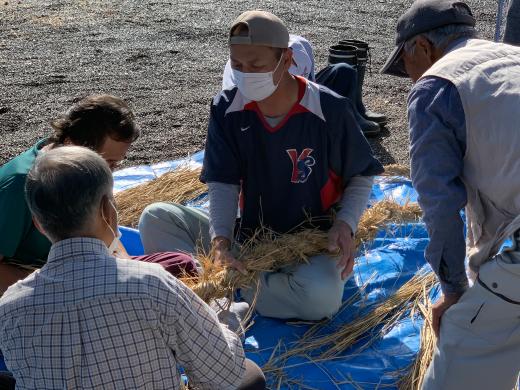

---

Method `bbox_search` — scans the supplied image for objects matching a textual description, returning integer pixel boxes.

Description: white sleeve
[336,176,374,232]
[208,182,240,240]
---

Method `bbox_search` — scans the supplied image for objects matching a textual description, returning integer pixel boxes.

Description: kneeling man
[140,11,383,320]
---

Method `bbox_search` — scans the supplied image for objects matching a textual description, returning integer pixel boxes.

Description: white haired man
[0,146,265,390]
[382,0,520,388]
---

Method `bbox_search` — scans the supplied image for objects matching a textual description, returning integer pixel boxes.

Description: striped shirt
[0,237,245,389]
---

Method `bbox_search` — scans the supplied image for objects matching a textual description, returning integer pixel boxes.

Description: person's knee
[138,202,181,233]
[329,62,356,77]
[298,277,344,320]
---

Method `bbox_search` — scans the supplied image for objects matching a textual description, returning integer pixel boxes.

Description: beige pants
[423,257,520,390]
[139,202,347,320]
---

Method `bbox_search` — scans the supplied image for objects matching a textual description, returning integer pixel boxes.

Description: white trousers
[423,257,520,390]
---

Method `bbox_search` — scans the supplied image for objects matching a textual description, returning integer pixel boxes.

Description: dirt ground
[0,0,497,168]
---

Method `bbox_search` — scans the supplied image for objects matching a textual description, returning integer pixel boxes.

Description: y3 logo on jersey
[286,148,315,183]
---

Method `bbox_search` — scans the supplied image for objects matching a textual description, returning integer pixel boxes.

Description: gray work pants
[139,202,347,320]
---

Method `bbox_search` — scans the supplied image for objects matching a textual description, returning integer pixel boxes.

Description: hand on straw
[431,292,463,338]
[328,220,356,280]
[212,237,247,275]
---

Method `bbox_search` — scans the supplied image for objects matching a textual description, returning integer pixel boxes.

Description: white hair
[404,23,478,55]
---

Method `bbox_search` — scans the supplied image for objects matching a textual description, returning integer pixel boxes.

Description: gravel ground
[0,0,497,168]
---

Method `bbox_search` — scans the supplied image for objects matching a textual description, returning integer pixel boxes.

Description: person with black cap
[139,10,384,321]
[382,1,520,388]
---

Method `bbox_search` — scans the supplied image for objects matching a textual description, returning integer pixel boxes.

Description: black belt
[477,276,520,305]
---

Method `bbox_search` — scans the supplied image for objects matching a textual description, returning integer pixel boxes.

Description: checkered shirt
[0,237,245,389]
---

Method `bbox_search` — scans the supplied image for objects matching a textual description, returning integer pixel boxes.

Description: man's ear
[100,194,112,224]
[289,47,297,67]
[284,48,293,71]
[32,217,47,236]
[415,36,434,60]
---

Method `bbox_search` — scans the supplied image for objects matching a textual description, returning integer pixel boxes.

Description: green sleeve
[0,175,32,258]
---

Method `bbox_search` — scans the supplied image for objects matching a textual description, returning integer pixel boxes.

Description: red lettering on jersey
[286,148,316,183]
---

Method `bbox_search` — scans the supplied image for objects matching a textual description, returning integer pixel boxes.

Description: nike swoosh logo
[241,126,250,132]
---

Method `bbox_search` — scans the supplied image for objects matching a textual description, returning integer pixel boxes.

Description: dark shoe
[355,109,380,136]
[339,39,388,126]
[363,109,388,126]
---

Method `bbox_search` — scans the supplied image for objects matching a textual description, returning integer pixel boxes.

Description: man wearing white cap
[382,0,520,388]
[140,10,383,321]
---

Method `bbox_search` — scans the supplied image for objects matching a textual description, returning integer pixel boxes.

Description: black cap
[381,0,476,77]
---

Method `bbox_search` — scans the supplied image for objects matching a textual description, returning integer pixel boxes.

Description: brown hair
[49,94,139,150]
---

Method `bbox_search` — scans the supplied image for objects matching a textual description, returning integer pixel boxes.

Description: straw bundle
[182,228,330,302]
[115,167,207,227]
[399,298,435,390]
[356,200,422,246]
[182,201,423,303]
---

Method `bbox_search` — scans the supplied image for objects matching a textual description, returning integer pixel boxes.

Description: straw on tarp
[115,166,206,227]
[114,163,412,227]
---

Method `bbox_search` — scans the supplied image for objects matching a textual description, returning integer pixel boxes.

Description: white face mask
[232,53,284,101]
[102,200,123,256]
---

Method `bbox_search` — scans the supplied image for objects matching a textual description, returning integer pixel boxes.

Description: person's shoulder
[115,257,166,281]
[408,76,459,109]
[0,273,39,319]
[0,171,26,190]
[411,76,456,97]
[0,139,47,187]
[212,86,239,109]
[305,80,356,123]
[298,79,346,121]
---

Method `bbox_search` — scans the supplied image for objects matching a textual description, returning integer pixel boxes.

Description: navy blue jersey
[201,77,383,238]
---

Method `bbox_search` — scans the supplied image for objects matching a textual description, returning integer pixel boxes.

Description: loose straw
[399,294,436,390]
[115,166,207,227]
[266,272,437,364]
[114,164,411,228]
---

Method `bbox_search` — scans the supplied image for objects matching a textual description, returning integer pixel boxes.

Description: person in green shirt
[0,94,198,295]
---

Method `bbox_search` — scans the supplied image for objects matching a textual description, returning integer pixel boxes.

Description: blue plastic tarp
[111,154,433,389]
[0,153,436,389]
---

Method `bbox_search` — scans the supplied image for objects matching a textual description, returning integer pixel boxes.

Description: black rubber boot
[327,45,380,136]
[328,44,358,66]
[339,39,388,127]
